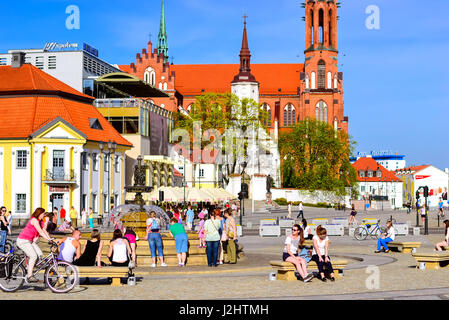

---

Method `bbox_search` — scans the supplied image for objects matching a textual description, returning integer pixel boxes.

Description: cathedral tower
[300,0,348,132]
[157,0,169,64]
[231,16,259,104]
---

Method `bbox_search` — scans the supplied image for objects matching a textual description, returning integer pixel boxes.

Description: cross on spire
[243,14,248,25]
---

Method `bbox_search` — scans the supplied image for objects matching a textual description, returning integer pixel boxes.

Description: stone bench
[412,252,449,270]
[75,266,131,286]
[269,259,348,281]
[388,241,421,253]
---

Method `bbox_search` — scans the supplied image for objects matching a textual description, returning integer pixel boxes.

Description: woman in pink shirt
[16,208,53,283]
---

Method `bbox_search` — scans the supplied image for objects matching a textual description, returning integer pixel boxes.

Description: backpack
[150,218,159,230]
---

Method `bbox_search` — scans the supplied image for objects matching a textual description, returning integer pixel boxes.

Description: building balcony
[43,169,76,184]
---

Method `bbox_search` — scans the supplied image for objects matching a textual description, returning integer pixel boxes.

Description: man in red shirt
[59,205,66,226]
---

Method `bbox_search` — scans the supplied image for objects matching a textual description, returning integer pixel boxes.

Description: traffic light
[241,183,249,199]
[50,194,54,203]
[238,192,243,200]
[416,190,420,200]
[423,186,429,198]
[159,190,164,202]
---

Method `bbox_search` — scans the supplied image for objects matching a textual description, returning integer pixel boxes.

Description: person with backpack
[144,211,167,268]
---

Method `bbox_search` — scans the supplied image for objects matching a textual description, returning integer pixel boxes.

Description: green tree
[173,92,268,185]
[278,119,357,194]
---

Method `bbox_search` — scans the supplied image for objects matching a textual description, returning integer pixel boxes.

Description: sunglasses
[292,228,299,231]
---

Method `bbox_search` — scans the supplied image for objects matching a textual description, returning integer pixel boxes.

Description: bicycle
[354,219,386,241]
[0,240,79,293]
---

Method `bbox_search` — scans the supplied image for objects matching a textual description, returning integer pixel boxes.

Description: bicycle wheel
[354,227,368,241]
[45,261,78,293]
[0,259,25,292]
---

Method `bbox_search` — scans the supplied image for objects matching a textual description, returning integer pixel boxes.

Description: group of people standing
[145,204,239,268]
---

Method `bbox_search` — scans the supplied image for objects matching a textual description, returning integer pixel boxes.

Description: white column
[73,146,83,212]
[33,146,45,210]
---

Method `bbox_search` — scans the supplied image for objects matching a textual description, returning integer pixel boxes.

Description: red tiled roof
[171,63,304,96]
[395,165,430,173]
[118,65,131,74]
[352,157,401,182]
[0,65,132,147]
[0,64,93,100]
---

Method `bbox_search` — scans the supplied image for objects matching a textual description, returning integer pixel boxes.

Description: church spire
[157,0,169,63]
[232,15,257,83]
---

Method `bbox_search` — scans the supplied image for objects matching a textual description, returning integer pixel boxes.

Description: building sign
[44,42,79,51]
[83,43,99,57]
[49,186,70,193]
[416,175,431,180]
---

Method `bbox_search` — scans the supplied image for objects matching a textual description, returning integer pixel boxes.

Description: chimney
[11,52,25,68]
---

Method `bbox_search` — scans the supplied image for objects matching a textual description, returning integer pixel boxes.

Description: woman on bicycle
[16,208,54,283]
[375,220,395,253]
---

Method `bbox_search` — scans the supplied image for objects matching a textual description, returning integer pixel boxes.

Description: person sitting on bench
[435,220,449,251]
[375,220,395,253]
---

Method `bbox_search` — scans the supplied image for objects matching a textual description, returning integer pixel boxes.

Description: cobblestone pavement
[2,208,449,300]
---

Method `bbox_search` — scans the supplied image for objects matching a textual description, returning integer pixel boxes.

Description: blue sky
[1,0,448,170]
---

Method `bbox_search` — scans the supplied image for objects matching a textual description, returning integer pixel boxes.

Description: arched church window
[163,82,167,91]
[319,9,324,44]
[315,101,328,122]
[263,103,272,127]
[284,104,296,127]
[311,72,316,89]
[305,74,310,89]
[327,72,332,89]
[317,60,326,89]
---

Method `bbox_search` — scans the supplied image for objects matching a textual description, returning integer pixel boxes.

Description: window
[315,101,328,122]
[359,170,365,177]
[361,186,366,192]
[199,168,205,178]
[92,194,97,213]
[367,170,373,178]
[104,154,109,172]
[89,118,103,130]
[16,150,27,169]
[92,153,98,171]
[16,194,26,213]
[83,80,94,96]
[124,117,139,134]
[305,74,310,89]
[327,72,332,89]
[317,60,325,89]
[284,104,296,127]
[263,104,272,127]
[377,171,382,178]
[48,56,56,69]
[82,152,88,170]
[35,56,44,69]
[163,83,167,91]
[114,155,120,173]
[151,72,156,86]
[311,72,316,89]
[104,194,109,213]
[0,58,7,66]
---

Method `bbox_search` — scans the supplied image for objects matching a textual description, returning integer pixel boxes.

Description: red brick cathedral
[119,0,348,134]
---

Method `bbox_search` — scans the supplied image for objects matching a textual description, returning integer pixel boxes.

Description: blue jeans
[0,230,8,253]
[148,233,164,258]
[206,240,220,266]
[377,237,393,251]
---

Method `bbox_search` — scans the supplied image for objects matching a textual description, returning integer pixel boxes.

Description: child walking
[198,211,206,248]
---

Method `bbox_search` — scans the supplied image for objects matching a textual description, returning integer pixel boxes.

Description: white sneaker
[161,263,167,267]
[151,263,156,268]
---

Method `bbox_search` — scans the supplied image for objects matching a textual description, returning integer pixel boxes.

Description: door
[53,150,65,180]
[52,193,64,211]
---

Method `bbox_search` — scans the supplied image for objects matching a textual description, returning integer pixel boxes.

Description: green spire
[157,0,169,63]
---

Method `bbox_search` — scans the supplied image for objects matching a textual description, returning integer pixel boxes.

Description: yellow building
[0,58,132,219]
